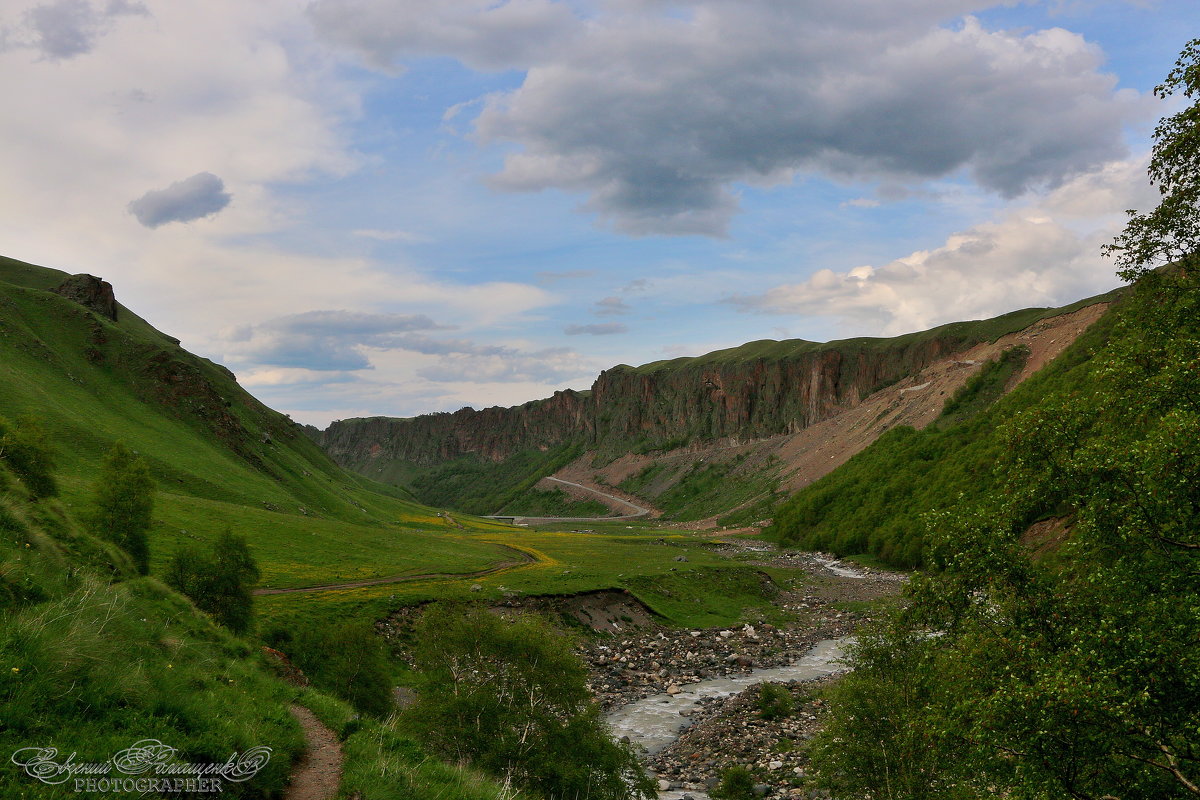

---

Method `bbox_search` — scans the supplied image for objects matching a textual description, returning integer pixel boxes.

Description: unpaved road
[253,545,536,596]
[487,476,652,524]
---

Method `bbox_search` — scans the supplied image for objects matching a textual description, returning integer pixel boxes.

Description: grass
[769,296,1121,567]
[619,454,781,522]
[498,486,608,517]
[256,525,799,632]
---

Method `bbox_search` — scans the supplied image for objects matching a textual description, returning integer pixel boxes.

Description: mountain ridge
[318,288,1119,520]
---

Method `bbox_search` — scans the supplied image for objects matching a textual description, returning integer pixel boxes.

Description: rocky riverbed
[646,676,838,798]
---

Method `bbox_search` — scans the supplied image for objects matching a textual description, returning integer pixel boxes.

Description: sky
[0,0,1192,427]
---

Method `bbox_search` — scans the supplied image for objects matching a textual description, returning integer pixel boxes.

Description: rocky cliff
[320,297,1112,475]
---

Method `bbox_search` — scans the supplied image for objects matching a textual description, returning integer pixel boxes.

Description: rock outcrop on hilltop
[52,273,118,321]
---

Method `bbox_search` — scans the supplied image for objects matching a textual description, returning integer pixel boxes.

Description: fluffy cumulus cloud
[727,156,1158,335]
[128,172,231,228]
[310,0,1146,235]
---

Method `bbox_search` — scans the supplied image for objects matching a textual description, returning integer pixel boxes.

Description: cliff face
[321,389,592,468]
[321,333,968,469]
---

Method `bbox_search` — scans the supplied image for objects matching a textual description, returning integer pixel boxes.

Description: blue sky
[0,0,1192,426]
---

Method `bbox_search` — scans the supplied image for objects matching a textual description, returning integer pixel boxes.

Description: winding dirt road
[486,476,652,525]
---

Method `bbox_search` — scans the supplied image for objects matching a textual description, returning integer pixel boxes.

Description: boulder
[52,274,118,321]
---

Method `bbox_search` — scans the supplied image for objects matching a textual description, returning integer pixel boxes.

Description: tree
[405,604,654,800]
[812,39,1200,800]
[1104,38,1200,280]
[288,621,393,717]
[87,442,155,574]
[0,416,58,499]
[166,530,260,633]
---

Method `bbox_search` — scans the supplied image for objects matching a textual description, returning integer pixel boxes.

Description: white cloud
[727,157,1154,335]
[311,0,1150,235]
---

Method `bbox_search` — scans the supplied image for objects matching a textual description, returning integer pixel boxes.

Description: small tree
[166,530,260,633]
[289,621,393,717]
[0,416,58,499]
[405,604,654,800]
[87,442,155,574]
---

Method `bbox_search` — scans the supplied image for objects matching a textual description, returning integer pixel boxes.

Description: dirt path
[285,705,343,800]
[254,545,537,596]
[485,477,653,524]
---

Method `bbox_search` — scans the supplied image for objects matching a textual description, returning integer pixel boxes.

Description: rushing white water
[811,555,868,579]
[605,638,852,757]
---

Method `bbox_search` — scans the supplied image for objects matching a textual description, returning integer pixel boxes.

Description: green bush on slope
[810,39,1200,799]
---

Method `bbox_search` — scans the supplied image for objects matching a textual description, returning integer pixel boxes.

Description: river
[606,638,852,797]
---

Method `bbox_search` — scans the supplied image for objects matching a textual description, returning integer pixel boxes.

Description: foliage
[86,442,155,574]
[287,620,394,718]
[808,622,968,800]
[769,318,1113,568]
[1104,38,1200,280]
[937,345,1030,427]
[0,416,58,499]
[813,41,1200,799]
[404,604,654,800]
[755,682,794,721]
[166,529,260,633]
[711,766,757,800]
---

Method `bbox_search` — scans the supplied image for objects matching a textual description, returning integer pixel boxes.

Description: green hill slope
[0,255,511,590]
[768,303,1118,567]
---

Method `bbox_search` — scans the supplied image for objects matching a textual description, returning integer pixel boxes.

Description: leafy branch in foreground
[811,38,1200,800]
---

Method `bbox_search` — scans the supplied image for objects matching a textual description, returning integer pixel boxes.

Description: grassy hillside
[0,256,514,589]
[768,314,1116,567]
[620,291,1115,376]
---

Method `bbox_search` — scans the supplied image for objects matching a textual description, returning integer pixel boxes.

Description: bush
[288,620,394,718]
[86,442,155,574]
[712,766,757,800]
[0,416,58,499]
[755,682,793,720]
[166,529,259,633]
[405,604,654,800]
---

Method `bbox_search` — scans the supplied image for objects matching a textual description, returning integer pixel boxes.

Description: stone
[674,555,689,562]
[769,760,784,770]
[52,274,118,321]
[657,779,672,791]
[666,684,681,695]
[470,584,482,592]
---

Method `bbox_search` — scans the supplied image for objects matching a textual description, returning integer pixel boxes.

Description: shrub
[712,766,757,800]
[288,621,394,718]
[166,529,259,633]
[755,682,793,720]
[0,416,58,499]
[405,604,654,800]
[86,442,155,574]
